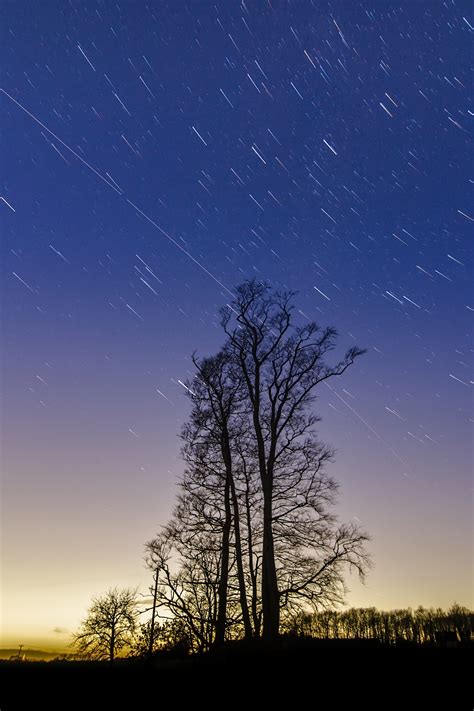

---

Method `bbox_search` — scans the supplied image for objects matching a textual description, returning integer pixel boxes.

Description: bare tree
[221,279,366,640]
[72,587,138,663]
[145,526,225,653]
[146,279,369,646]
[182,350,253,643]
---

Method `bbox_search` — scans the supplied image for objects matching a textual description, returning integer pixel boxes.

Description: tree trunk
[261,481,280,641]
[214,473,232,646]
[109,626,115,665]
[242,461,260,637]
[249,362,280,641]
[148,568,159,657]
[229,475,252,639]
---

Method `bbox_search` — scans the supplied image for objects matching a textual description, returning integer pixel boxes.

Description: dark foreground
[1,639,472,708]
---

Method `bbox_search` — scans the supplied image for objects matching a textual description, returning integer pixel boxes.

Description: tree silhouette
[146,279,370,645]
[221,280,367,639]
[72,587,138,663]
[180,350,253,643]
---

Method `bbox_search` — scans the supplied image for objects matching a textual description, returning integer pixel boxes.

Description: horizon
[1,1,472,652]
[2,600,472,654]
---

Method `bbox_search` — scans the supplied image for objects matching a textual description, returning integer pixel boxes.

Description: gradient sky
[1,1,472,650]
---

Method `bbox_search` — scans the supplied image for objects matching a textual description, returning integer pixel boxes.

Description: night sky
[1,1,472,649]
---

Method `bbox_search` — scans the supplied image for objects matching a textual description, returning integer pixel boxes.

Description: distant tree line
[71,592,472,662]
[286,604,473,645]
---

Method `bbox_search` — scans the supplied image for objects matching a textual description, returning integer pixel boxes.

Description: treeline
[69,587,472,662]
[132,604,472,656]
[287,604,473,645]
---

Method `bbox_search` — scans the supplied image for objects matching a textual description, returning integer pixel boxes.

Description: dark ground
[1,639,472,709]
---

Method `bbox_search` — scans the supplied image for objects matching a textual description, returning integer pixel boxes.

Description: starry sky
[1,0,472,650]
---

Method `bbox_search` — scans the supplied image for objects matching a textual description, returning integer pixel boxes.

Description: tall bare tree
[221,280,366,640]
[146,279,369,645]
[183,350,254,642]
